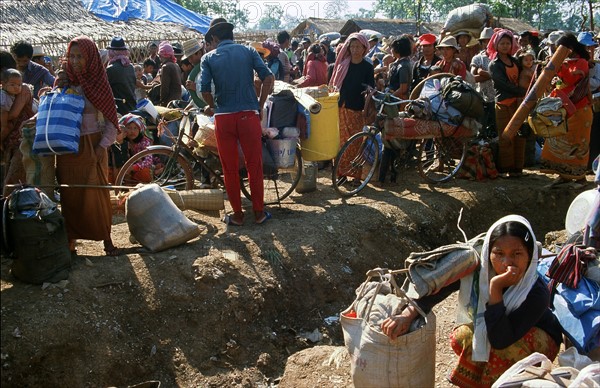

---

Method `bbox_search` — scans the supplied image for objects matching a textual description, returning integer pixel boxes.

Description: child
[142,59,155,84]
[1,69,22,151]
[518,50,536,91]
[134,64,152,102]
[119,113,154,183]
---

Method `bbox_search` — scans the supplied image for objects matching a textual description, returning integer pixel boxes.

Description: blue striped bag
[33,88,85,156]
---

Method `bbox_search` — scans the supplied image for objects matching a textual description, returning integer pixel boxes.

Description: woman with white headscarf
[382,215,562,387]
[329,32,374,186]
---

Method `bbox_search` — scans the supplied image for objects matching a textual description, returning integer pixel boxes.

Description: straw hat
[454,31,479,48]
[437,36,460,50]
[182,39,203,60]
[32,46,44,57]
[547,30,565,45]
[479,27,494,41]
[250,42,270,57]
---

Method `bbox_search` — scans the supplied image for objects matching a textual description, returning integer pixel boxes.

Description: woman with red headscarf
[57,36,121,257]
[488,29,526,177]
[156,41,182,106]
[329,32,374,186]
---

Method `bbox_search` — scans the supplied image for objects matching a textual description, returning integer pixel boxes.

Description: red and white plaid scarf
[66,36,119,130]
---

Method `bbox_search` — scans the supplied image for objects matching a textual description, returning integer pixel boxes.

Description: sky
[238,1,376,25]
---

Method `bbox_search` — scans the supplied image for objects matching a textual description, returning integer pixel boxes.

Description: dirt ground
[0,167,590,388]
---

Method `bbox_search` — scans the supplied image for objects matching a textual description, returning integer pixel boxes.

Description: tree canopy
[174,0,598,32]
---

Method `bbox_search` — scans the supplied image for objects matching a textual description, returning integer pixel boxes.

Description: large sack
[126,184,201,252]
[419,77,463,125]
[4,186,70,284]
[441,76,485,119]
[341,268,436,387]
[443,3,492,32]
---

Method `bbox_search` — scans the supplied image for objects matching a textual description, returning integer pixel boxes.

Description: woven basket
[163,188,224,212]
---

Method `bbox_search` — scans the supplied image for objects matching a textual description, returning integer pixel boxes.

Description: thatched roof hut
[0,0,201,60]
[340,18,439,37]
[290,18,348,39]
[491,17,536,33]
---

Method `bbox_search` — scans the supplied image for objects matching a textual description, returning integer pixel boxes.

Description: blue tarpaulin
[81,0,211,34]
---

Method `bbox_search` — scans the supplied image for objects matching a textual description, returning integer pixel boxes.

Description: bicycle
[332,89,406,197]
[114,108,303,205]
[332,76,470,197]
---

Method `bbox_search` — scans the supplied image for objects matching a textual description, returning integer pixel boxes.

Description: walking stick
[502,45,572,139]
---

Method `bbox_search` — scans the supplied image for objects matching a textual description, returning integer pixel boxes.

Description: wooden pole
[6,183,139,190]
[502,45,572,139]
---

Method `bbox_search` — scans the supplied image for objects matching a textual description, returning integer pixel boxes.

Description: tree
[346,8,377,19]
[174,0,249,30]
[323,0,349,19]
[257,4,284,31]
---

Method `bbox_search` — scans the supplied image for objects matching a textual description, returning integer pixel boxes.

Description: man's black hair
[277,31,291,45]
[0,50,17,71]
[10,41,33,59]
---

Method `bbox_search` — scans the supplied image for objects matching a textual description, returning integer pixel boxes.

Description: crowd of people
[1,23,599,246]
[1,16,599,387]
[0,22,599,238]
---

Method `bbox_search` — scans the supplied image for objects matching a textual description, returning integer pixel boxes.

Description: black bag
[441,76,485,119]
[268,90,298,128]
[4,186,71,284]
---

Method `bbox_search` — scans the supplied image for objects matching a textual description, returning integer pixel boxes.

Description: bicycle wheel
[115,148,194,191]
[240,145,302,205]
[417,137,467,183]
[332,131,379,197]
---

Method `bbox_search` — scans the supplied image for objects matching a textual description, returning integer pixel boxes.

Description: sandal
[222,214,244,226]
[255,211,272,225]
[104,247,123,257]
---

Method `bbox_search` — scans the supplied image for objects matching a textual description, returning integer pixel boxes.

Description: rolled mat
[294,91,322,114]
[273,80,322,114]
[162,188,225,212]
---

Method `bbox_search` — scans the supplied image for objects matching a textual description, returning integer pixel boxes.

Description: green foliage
[346,8,377,19]
[323,0,349,19]
[173,0,249,30]
[372,0,597,32]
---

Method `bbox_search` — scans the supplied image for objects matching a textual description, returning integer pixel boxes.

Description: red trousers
[214,111,264,214]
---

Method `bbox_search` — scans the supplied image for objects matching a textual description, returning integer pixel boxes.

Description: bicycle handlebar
[371,91,409,106]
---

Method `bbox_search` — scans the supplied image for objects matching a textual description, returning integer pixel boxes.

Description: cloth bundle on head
[329,32,369,91]
[487,29,519,60]
[66,36,119,130]
[158,41,176,63]
[456,214,539,362]
[108,48,131,66]
[119,113,146,133]
[261,39,280,59]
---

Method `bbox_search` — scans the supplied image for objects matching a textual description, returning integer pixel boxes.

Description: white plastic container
[565,189,598,236]
[136,98,159,121]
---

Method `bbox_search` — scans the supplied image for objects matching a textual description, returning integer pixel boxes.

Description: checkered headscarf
[66,36,119,129]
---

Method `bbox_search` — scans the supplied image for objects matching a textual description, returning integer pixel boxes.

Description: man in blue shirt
[200,18,274,226]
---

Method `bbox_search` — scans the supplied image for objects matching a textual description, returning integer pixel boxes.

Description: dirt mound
[0,170,586,387]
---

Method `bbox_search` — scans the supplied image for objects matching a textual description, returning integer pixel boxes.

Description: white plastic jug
[565,189,598,236]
